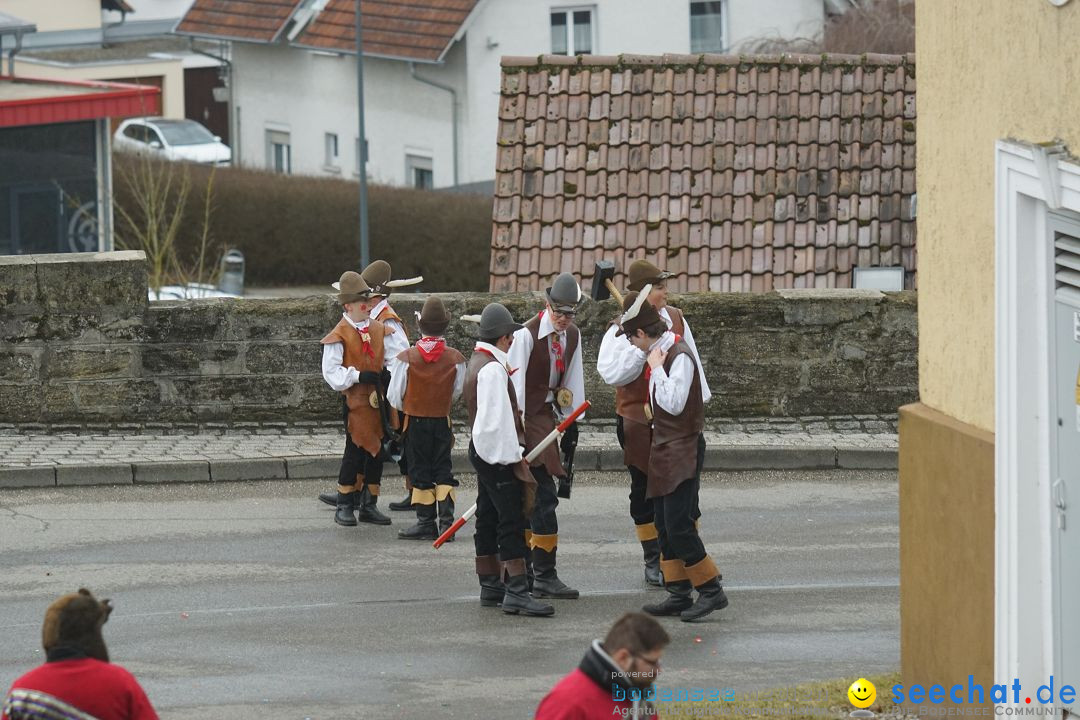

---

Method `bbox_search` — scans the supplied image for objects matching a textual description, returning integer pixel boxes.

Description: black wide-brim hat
[474,302,523,339]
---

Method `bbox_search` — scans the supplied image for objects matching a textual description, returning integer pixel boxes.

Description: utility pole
[355,0,370,267]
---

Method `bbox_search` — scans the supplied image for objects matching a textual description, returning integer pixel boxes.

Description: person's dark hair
[602,612,670,655]
[481,333,513,346]
[638,319,667,339]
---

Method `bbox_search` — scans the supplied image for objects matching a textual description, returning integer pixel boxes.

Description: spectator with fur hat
[2,588,158,720]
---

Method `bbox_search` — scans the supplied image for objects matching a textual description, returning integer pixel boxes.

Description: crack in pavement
[0,503,51,532]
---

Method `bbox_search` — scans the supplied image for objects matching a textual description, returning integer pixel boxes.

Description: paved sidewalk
[0,415,898,488]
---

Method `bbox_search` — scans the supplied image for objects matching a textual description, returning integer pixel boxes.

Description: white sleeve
[506,328,532,416]
[386,356,408,411]
[382,319,410,368]
[680,317,712,404]
[322,343,359,392]
[452,362,466,401]
[651,353,695,416]
[597,324,647,387]
[473,363,524,465]
[558,338,587,421]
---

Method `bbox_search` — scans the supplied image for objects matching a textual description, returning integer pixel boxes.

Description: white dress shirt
[471,342,525,465]
[648,331,697,416]
[596,307,711,404]
[386,341,466,412]
[508,312,587,422]
[372,299,410,360]
[321,313,393,392]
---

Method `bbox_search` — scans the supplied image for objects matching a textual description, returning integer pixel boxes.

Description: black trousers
[404,417,456,490]
[653,434,707,569]
[337,432,384,489]
[469,442,527,562]
[617,416,655,526]
[528,467,559,536]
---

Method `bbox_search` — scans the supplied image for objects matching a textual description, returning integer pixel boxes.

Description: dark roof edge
[501,51,915,69]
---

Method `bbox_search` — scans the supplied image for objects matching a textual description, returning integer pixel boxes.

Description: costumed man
[507,272,585,600]
[320,271,396,527]
[596,258,712,586]
[318,260,418,511]
[387,296,466,540]
[466,303,554,617]
[618,287,728,621]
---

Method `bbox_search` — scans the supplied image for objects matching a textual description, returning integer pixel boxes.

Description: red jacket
[535,641,657,720]
[2,658,158,720]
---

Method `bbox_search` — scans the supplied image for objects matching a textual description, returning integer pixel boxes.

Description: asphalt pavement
[0,469,899,719]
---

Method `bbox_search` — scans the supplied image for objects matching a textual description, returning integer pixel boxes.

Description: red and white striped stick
[432,400,590,549]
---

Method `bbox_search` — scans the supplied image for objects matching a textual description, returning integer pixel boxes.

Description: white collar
[342,312,369,331]
[658,305,672,327]
[475,341,511,368]
[371,298,390,320]
[648,331,677,354]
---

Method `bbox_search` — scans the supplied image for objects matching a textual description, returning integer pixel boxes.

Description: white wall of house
[459,0,825,184]
[12,57,186,118]
[3,0,101,32]
[225,0,823,187]
[231,41,464,187]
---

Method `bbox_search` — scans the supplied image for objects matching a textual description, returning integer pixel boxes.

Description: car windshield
[153,120,217,146]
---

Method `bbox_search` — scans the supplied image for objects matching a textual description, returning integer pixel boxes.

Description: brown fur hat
[42,588,112,662]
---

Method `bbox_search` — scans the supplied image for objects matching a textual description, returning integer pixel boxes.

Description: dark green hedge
[112,155,493,291]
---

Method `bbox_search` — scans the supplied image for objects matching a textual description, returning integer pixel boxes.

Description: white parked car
[149,283,241,301]
[114,118,232,166]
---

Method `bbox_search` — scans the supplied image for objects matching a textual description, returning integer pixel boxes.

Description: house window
[324,132,339,168]
[551,8,594,56]
[690,1,724,53]
[267,130,291,174]
[406,154,434,189]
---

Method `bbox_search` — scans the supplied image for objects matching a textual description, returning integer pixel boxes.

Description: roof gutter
[409,61,458,187]
[4,28,31,77]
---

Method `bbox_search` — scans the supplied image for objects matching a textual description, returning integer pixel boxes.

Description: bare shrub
[738,0,915,55]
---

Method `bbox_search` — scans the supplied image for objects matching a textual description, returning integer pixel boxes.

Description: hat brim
[475,321,524,339]
[544,288,580,312]
[418,318,451,336]
[626,271,673,292]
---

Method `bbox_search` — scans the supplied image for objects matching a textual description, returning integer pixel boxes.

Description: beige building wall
[3,0,101,32]
[13,59,186,119]
[915,0,1080,432]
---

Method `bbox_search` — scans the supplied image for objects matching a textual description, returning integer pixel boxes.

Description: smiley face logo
[848,678,876,709]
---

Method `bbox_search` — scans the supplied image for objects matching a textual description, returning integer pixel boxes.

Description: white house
[176,0,829,188]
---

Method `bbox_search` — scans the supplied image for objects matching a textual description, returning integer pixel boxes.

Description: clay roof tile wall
[490,53,917,293]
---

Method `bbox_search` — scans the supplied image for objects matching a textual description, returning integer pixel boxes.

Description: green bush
[112,155,493,291]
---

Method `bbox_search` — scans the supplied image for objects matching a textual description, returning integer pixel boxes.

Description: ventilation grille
[1055,233,1080,304]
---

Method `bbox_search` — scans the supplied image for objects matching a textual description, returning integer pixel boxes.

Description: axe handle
[605,279,624,306]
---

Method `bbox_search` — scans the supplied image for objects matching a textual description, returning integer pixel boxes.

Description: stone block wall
[0,252,917,425]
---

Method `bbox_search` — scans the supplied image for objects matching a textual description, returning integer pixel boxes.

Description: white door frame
[995,140,1080,692]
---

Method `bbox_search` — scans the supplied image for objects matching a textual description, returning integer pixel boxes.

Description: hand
[647,346,667,370]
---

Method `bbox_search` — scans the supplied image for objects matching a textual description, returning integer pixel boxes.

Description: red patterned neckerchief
[538,311,566,374]
[416,336,445,363]
[475,345,517,376]
[354,322,375,358]
[645,334,681,381]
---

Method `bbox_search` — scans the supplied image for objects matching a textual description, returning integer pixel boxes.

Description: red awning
[0,76,161,128]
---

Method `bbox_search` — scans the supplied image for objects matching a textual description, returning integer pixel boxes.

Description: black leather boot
[397,502,437,540]
[388,479,415,511]
[501,560,555,617]
[319,491,337,507]
[681,578,729,622]
[476,555,504,607]
[531,546,580,599]
[437,493,456,541]
[334,491,357,527]
[642,580,694,616]
[355,486,392,525]
[641,538,663,587]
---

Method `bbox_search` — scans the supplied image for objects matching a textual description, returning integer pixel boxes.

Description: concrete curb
[0,445,897,489]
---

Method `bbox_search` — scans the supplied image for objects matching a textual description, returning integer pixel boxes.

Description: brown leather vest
[399,345,465,418]
[376,304,405,332]
[464,350,525,448]
[519,314,578,476]
[615,305,686,423]
[646,339,704,498]
[522,313,580,416]
[321,317,388,457]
